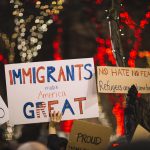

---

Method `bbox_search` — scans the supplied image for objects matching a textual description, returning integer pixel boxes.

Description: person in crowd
[124,85,139,142]
[109,140,150,150]
[124,85,150,142]
[47,111,68,150]
[17,142,48,150]
[17,124,42,144]
[0,141,18,150]
[17,110,67,150]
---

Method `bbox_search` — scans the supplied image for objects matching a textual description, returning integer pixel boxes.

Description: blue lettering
[62,99,75,115]
[32,67,36,83]
[66,65,75,81]
[12,69,22,84]
[47,66,57,82]
[23,102,35,119]
[84,64,93,80]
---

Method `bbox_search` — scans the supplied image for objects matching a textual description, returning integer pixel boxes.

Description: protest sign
[66,120,112,150]
[132,125,150,142]
[0,96,9,125]
[5,58,99,125]
[97,66,150,93]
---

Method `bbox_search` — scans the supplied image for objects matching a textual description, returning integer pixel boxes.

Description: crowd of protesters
[0,85,150,150]
[0,111,68,150]
[0,110,150,150]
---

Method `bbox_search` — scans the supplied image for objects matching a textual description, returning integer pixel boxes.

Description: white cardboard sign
[0,96,9,125]
[97,66,150,93]
[5,58,99,125]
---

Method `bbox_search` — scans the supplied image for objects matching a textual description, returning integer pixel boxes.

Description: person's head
[17,142,48,150]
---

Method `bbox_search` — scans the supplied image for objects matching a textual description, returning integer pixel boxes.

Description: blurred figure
[0,141,18,150]
[124,85,139,142]
[124,85,150,142]
[17,124,42,144]
[109,140,150,150]
[17,142,48,150]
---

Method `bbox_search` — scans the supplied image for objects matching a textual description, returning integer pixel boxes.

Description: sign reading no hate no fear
[97,66,150,93]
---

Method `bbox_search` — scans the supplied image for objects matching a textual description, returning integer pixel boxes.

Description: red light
[0,54,4,61]
[53,15,59,21]
[120,2,150,68]
[105,39,111,47]
[137,93,141,98]
[96,37,105,44]
[53,41,59,50]
[112,143,119,147]
[95,0,103,4]
[2,59,7,64]
[112,103,125,136]
[129,50,137,59]
[53,53,62,60]
[140,20,148,28]
[57,28,63,33]
[146,12,150,18]
[128,59,135,67]
[60,120,74,133]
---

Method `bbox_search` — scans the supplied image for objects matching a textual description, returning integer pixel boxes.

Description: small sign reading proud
[67,120,112,150]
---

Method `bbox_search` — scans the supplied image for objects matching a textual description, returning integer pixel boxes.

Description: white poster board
[5,58,99,125]
[97,66,150,93]
[0,96,9,125]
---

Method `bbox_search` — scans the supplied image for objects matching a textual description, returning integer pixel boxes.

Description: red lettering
[22,68,32,84]
[48,100,58,114]
[75,64,83,80]
[58,66,66,81]
[9,70,13,85]
[36,66,45,83]
[74,97,86,114]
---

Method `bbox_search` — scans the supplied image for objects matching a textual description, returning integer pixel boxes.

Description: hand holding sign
[49,111,62,134]
[0,96,9,125]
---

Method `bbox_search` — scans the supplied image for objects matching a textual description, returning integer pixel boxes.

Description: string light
[95,0,103,5]
[0,0,64,63]
[120,0,150,67]
[94,36,116,66]
[123,56,126,60]
[0,33,16,63]
[10,0,64,62]
[138,51,150,58]
[52,16,63,60]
